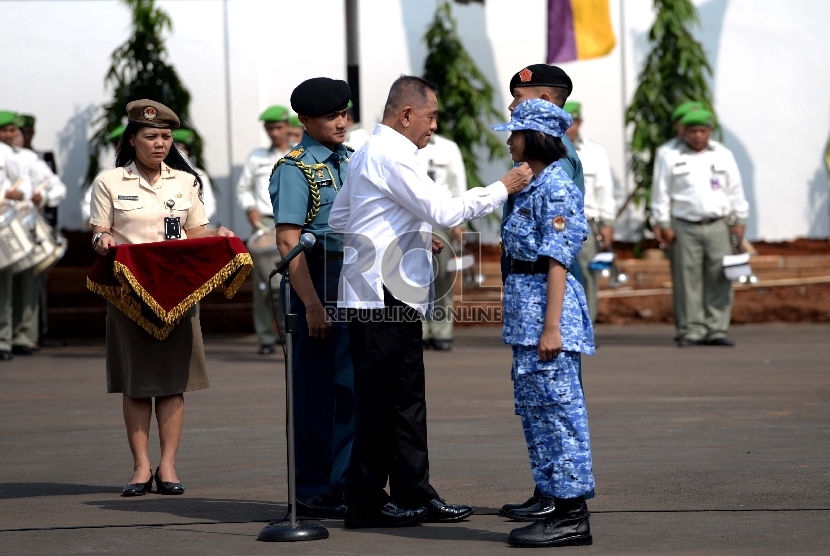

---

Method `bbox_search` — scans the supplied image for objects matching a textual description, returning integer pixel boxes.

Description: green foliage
[422,1,507,190]
[625,0,715,209]
[85,0,206,187]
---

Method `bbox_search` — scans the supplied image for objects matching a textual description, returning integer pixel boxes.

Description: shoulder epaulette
[269,152,320,226]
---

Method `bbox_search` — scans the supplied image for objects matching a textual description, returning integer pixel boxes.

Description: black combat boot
[507,495,591,548]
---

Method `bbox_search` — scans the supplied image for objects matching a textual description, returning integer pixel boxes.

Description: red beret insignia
[519,68,533,83]
[143,106,158,121]
[552,215,566,231]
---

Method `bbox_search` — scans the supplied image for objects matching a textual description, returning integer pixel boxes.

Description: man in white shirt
[417,133,466,350]
[651,108,748,347]
[329,75,532,528]
[564,102,615,323]
[236,105,293,354]
[0,112,33,360]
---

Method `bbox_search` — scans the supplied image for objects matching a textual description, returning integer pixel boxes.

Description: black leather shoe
[508,496,592,547]
[422,497,473,523]
[344,502,427,529]
[11,345,32,356]
[432,340,453,352]
[258,344,276,355]
[297,494,347,518]
[121,474,153,497]
[676,337,699,347]
[499,491,541,517]
[422,339,435,350]
[703,337,735,346]
[154,467,184,495]
[0,351,11,361]
[507,496,556,522]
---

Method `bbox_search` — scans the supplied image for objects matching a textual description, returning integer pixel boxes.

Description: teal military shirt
[268,133,351,252]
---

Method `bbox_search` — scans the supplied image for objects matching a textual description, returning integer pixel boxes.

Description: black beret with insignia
[290,78,351,118]
[126,99,180,129]
[510,64,573,96]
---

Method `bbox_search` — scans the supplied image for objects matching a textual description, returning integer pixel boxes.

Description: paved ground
[1,323,828,555]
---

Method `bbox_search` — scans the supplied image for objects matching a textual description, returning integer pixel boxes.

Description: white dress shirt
[0,142,33,200]
[329,124,507,314]
[14,148,67,208]
[236,145,291,216]
[651,139,749,228]
[574,136,615,226]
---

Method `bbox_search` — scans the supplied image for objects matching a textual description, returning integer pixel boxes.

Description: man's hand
[214,226,235,238]
[31,191,44,206]
[501,163,533,195]
[306,303,332,339]
[93,234,116,256]
[654,227,675,246]
[599,226,614,247]
[247,209,261,227]
[4,189,23,201]
[730,225,745,244]
[431,237,444,255]
[538,326,563,362]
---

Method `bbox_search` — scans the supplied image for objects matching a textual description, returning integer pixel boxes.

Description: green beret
[288,115,302,128]
[126,99,180,128]
[172,128,195,145]
[0,110,18,128]
[563,101,582,120]
[671,101,703,123]
[680,108,715,128]
[18,114,36,128]
[260,105,289,122]
[107,125,126,143]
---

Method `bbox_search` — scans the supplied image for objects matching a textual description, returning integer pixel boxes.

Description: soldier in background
[236,105,293,354]
[172,129,216,221]
[652,108,748,347]
[564,101,615,323]
[417,133,466,351]
[287,114,304,145]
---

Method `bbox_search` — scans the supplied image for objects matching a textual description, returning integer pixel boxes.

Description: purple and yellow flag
[547,0,616,64]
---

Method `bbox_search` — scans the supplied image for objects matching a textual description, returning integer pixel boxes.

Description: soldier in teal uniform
[268,77,354,518]
[494,98,596,548]
[499,63,594,521]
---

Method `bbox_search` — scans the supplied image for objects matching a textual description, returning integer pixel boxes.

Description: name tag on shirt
[118,195,139,201]
[517,207,532,218]
[315,178,334,188]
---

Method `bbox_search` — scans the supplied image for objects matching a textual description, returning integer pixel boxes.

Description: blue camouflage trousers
[512,346,595,499]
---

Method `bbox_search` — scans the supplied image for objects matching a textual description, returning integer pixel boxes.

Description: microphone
[270,232,316,278]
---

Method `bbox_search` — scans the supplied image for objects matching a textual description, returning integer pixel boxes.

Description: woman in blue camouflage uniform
[492,99,596,548]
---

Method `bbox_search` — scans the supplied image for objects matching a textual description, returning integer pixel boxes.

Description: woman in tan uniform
[89,100,234,496]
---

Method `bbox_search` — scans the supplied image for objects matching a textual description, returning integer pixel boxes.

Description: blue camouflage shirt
[502,162,595,356]
[268,133,351,252]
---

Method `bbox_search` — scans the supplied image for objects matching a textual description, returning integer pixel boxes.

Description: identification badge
[118,195,139,201]
[164,217,181,240]
[518,207,532,218]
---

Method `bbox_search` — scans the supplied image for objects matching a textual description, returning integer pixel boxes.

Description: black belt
[508,256,549,275]
[676,216,724,225]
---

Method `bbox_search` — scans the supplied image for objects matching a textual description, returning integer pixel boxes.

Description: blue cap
[491,99,572,137]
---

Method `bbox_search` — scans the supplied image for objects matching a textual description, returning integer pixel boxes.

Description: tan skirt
[106,303,209,398]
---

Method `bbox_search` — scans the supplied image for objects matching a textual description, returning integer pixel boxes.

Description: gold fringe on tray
[87,252,253,340]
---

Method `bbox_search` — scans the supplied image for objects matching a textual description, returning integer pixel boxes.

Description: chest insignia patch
[175,192,182,198]
[316,168,325,179]
[518,207,531,218]
[552,215,567,231]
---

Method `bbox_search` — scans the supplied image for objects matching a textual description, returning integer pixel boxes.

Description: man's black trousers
[345,289,439,509]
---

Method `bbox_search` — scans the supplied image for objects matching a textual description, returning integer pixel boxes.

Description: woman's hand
[538,326,562,362]
[214,226,235,238]
[306,302,332,339]
[94,234,116,256]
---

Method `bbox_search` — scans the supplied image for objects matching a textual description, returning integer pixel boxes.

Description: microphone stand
[258,266,328,542]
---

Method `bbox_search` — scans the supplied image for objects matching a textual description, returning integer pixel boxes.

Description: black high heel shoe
[121,474,154,497]
[154,467,185,495]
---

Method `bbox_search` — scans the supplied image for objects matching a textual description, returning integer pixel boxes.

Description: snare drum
[11,201,61,274]
[0,201,35,271]
[246,226,282,284]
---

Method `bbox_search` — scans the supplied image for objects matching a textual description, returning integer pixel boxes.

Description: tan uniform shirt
[89,161,208,245]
